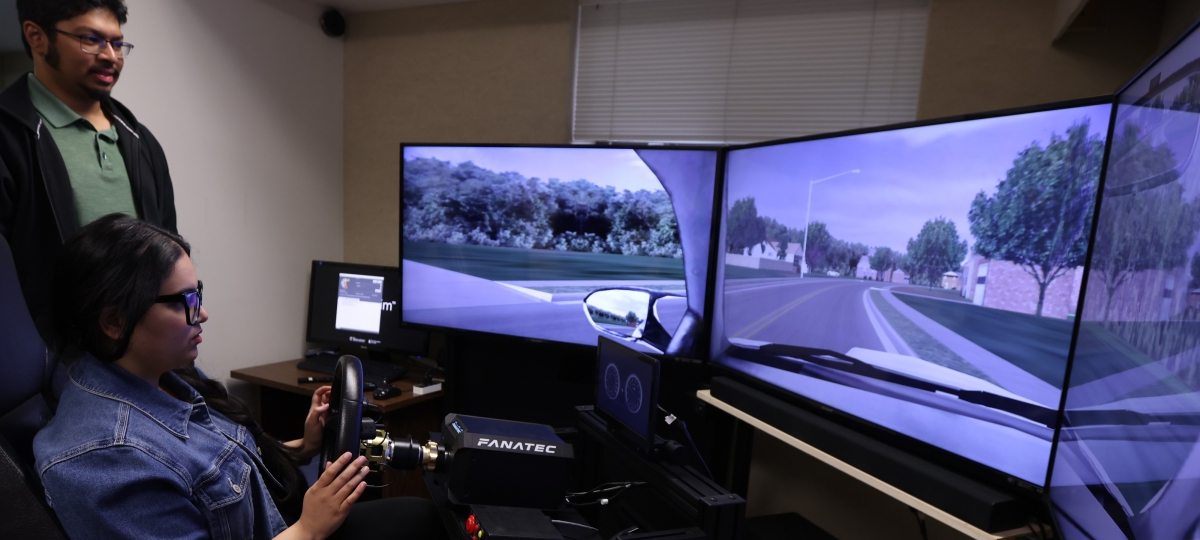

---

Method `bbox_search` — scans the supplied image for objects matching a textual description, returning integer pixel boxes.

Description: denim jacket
[33,357,289,540]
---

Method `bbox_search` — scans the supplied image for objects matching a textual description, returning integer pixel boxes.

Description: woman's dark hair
[17,0,129,58]
[52,213,307,517]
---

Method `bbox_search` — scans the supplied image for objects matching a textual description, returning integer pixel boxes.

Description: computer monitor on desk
[305,261,426,376]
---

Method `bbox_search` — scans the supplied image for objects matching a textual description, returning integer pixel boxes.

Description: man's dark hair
[17,0,129,58]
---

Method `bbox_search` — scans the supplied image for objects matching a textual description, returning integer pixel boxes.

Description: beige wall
[116,0,344,386]
[343,0,575,266]
[917,0,1163,120]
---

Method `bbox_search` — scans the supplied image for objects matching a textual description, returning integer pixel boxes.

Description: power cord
[657,405,714,480]
[363,463,397,490]
[910,507,928,540]
[565,481,648,506]
[1025,517,1048,540]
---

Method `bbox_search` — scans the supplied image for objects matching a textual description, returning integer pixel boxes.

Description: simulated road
[724,278,891,353]
[404,260,690,353]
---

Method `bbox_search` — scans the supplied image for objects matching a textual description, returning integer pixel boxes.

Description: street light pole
[800,169,860,278]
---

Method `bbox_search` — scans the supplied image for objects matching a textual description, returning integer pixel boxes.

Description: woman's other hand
[299,386,331,460]
[289,452,369,540]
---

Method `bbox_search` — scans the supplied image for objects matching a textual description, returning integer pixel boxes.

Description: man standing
[0,0,175,338]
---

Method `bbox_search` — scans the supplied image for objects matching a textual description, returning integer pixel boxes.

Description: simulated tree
[803,221,834,272]
[1090,182,1199,320]
[1191,254,1200,291]
[870,246,899,281]
[968,120,1105,316]
[1086,119,1200,321]
[403,157,684,257]
[727,197,766,254]
[905,218,968,289]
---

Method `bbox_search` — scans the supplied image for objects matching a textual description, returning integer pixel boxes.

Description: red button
[465,515,477,534]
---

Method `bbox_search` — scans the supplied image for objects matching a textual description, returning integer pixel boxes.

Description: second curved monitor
[401,145,718,359]
[711,100,1114,489]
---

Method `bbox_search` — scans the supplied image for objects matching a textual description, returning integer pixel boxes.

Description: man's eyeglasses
[155,281,203,325]
[54,29,133,58]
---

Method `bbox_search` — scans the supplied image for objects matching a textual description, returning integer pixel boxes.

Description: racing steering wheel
[319,355,364,473]
[319,355,445,475]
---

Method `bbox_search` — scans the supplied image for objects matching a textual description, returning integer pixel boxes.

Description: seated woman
[33,214,445,540]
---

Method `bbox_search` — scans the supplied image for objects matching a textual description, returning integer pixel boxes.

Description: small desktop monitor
[595,336,661,455]
[306,260,423,354]
[400,144,720,359]
[711,98,1114,493]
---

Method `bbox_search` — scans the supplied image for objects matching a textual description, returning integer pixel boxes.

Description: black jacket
[0,74,177,339]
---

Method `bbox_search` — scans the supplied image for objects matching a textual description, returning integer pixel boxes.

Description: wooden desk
[697,390,1051,540]
[232,359,445,499]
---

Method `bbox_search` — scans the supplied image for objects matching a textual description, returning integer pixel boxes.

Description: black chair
[0,233,68,539]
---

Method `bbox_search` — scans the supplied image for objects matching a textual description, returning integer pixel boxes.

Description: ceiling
[0,0,479,53]
[299,0,473,13]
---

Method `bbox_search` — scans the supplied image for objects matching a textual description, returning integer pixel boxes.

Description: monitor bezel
[594,335,663,457]
[711,95,1118,500]
[398,142,725,363]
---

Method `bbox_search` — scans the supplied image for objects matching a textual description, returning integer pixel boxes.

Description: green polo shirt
[28,75,135,226]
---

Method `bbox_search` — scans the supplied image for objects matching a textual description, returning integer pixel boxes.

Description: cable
[551,519,599,540]
[565,482,647,506]
[656,405,714,480]
[566,481,647,497]
[1026,517,1047,540]
[363,463,397,490]
[910,508,928,540]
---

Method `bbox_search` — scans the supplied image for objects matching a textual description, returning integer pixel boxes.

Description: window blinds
[573,0,930,144]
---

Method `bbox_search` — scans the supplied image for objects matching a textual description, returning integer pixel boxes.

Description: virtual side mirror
[584,289,652,339]
[583,288,685,354]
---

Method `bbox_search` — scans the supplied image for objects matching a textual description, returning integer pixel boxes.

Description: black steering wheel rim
[320,355,364,472]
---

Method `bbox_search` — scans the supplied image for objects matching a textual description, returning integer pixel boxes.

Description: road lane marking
[862,289,897,354]
[732,283,848,339]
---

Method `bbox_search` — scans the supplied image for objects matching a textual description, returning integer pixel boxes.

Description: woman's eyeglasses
[155,281,203,325]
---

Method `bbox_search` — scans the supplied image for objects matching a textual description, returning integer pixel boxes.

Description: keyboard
[297,354,409,384]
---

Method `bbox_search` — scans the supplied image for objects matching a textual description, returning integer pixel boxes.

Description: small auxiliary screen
[595,336,660,451]
[308,261,417,353]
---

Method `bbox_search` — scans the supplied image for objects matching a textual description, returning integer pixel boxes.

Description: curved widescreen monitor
[1048,23,1200,539]
[711,101,1113,490]
[401,144,718,359]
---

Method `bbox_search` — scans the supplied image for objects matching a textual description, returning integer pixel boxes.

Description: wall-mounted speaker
[320,9,346,38]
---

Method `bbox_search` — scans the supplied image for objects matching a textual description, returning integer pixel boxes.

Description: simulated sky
[404,146,664,194]
[726,104,1113,255]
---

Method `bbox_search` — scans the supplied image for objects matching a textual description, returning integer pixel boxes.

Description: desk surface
[231,359,442,413]
[696,390,1049,540]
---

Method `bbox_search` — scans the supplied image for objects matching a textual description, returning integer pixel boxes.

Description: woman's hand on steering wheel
[289,451,369,540]
[299,386,331,460]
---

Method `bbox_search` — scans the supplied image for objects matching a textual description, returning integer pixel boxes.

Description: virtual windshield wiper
[742,343,1059,426]
[731,343,1200,429]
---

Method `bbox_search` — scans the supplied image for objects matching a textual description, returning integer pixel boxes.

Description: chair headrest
[0,235,47,415]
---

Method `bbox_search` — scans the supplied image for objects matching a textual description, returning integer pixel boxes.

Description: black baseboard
[710,376,1034,533]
